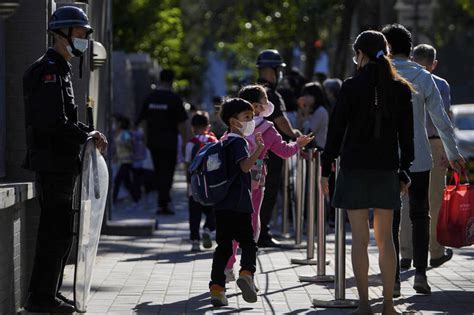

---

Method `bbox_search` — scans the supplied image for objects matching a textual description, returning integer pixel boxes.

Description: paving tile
[59,172,474,314]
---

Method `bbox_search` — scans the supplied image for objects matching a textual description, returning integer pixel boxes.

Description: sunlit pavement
[60,171,474,314]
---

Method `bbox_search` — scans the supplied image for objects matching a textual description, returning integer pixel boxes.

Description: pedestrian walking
[112,116,140,207]
[382,23,465,295]
[185,111,217,252]
[136,69,188,215]
[321,30,415,314]
[398,43,454,270]
[22,6,107,313]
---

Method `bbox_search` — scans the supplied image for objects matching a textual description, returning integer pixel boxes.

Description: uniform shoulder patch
[43,73,57,83]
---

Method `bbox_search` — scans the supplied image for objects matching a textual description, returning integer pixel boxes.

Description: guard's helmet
[48,6,93,35]
[256,49,286,68]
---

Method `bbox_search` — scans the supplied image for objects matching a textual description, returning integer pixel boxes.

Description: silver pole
[294,153,304,245]
[298,150,333,280]
[292,149,318,265]
[282,158,290,237]
[313,158,358,308]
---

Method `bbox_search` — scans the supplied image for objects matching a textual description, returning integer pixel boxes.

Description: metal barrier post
[295,153,305,245]
[282,152,306,249]
[299,151,333,281]
[291,149,318,265]
[313,159,358,308]
[281,158,290,238]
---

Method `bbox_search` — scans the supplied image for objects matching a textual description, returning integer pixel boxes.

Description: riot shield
[74,138,109,312]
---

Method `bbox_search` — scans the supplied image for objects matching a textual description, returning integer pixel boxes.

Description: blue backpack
[189,138,238,206]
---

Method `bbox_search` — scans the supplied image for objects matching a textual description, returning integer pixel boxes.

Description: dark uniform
[23,48,91,302]
[137,88,188,209]
[257,78,288,244]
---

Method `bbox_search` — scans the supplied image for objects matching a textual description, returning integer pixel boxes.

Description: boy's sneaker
[210,284,228,307]
[202,228,213,249]
[191,240,201,252]
[224,268,235,283]
[236,270,257,303]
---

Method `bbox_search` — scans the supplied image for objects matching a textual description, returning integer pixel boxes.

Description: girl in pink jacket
[224,85,313,280]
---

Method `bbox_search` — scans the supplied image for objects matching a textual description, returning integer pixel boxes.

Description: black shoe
[156,207,175,215]
[257,238,281,248]
[430,248,453,267]
[400,258,412,270]
[57,292,75,306]
[393,280,401,298]
[24,297,76,313]
[413,273,431,295]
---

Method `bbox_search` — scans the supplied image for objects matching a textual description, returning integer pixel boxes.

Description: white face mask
[259,101,275,117]
[67,37,89,57]
[238,120,255,137]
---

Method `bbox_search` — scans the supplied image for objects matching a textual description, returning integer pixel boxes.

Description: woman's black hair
[353,30,414,92]
[219,98,254,127]
[300,81,329,113]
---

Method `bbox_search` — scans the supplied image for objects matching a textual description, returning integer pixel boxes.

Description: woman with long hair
[321,30,415,314]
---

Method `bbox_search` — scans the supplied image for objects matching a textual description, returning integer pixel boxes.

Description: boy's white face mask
[238,120,255,137]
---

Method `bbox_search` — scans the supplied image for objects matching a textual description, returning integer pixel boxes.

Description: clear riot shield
[74,138,109,312]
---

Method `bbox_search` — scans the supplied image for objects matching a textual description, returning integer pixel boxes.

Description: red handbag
[437,172,474,248]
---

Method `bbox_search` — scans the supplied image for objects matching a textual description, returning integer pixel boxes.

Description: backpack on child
[189,138,238,206]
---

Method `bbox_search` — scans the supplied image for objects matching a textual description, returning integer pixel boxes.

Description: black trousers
[189,196,216,240]
[149,148,177,207]
[210,211,257,287]
[408,171,431,270]
[113,163,140,203]
[29,172,76,301]
[258,152,283,242]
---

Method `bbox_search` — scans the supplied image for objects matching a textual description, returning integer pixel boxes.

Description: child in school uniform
[209,98,264,307]
[185,111,217,252]
[224,85,313,280]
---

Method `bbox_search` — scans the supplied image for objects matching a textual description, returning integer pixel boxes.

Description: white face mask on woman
[238,120,255,137]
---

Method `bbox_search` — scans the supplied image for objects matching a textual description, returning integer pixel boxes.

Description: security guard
[23,6,107,313]
[136,69,188,215]
[256,50,301,247]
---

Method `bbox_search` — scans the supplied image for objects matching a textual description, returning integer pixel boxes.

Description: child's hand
[296,133,314,147]
[255,132,265,150]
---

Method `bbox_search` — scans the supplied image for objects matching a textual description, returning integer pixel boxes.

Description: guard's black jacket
[23,49,91,173]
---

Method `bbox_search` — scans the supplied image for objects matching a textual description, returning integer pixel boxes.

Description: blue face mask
[67,37,89,57]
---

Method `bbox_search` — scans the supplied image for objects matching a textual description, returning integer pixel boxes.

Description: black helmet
[48,6,93,34]
[256,49,286,68]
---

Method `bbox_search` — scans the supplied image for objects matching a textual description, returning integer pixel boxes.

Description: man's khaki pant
[400,138,446,260]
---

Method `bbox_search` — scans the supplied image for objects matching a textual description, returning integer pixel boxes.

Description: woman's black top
[321,66,414,178]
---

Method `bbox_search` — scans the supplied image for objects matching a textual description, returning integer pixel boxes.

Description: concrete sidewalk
[59,173,474,314]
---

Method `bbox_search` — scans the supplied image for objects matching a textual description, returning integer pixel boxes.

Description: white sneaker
[224,268,235,283]
[191,240,201,252]
[202,228,212,249]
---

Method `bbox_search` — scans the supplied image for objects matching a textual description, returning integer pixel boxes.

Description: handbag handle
[448,170,470,186]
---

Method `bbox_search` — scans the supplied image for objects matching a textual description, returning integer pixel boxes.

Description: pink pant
[226,187,264,270]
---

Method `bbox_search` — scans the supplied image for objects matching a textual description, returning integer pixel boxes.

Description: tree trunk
[332,0,360,78]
